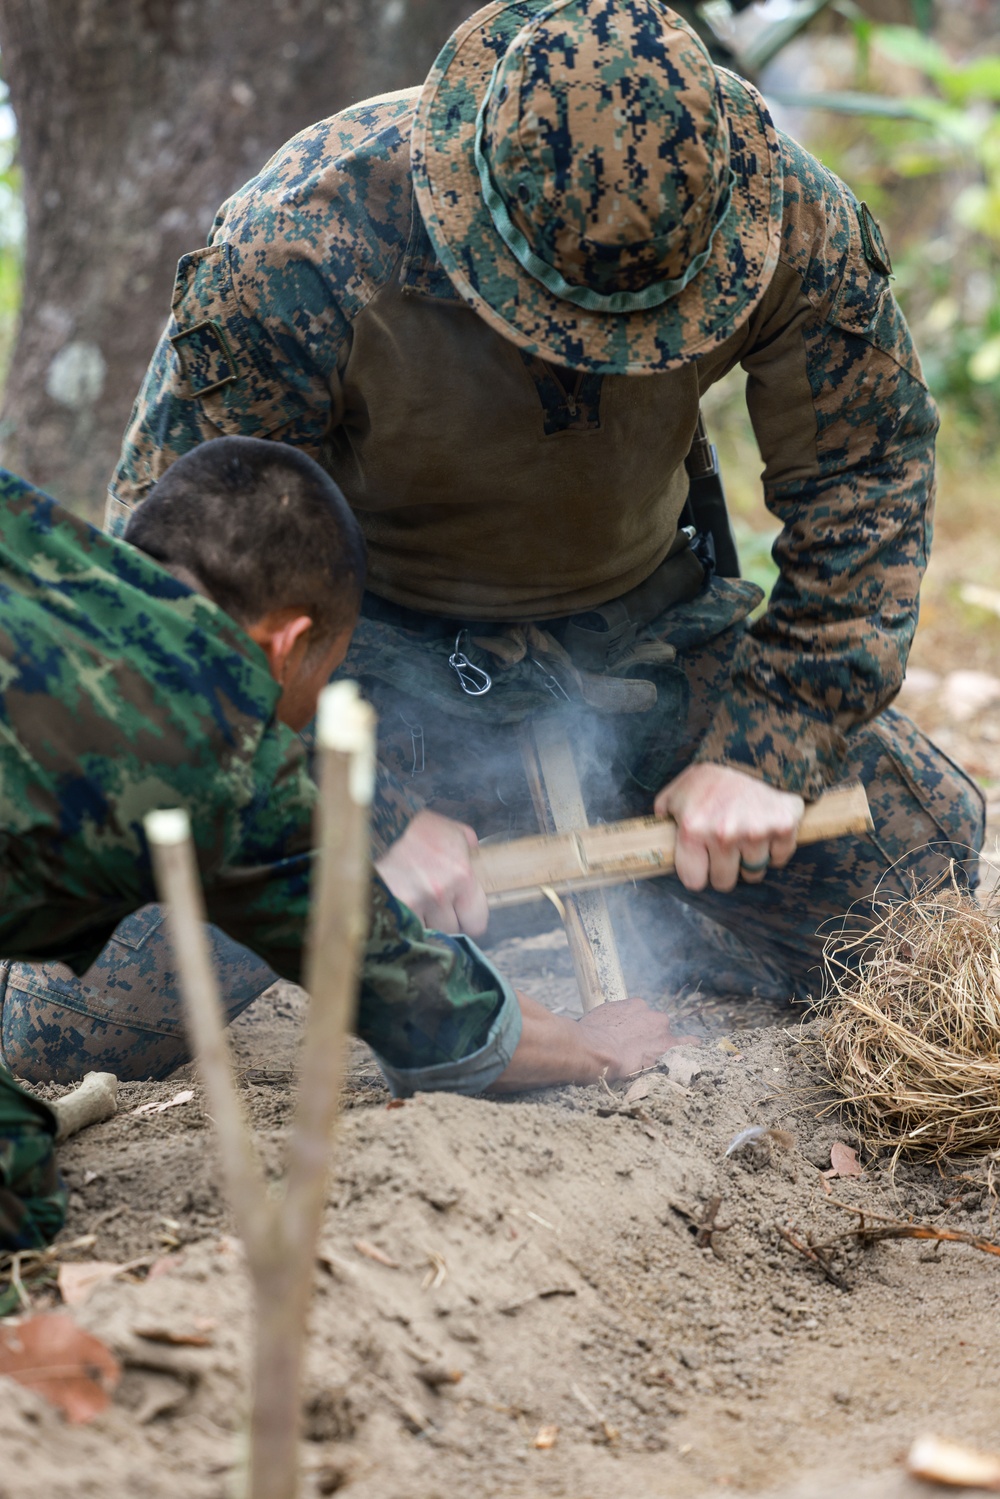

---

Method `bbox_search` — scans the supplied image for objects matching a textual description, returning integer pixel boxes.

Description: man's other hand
[375,810,489,937]
[576,995,693,1079]
[654,762,805,894]
[489,993,694,1092]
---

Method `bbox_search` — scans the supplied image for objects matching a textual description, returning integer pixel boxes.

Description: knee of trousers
[0,907,279,1085]
[0,959,192,1085]
[847,708,985,890]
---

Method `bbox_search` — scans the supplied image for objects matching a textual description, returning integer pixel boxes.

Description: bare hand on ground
[654,763,804,893]
[577,996,695,1079]
[375,810,489,937]
[490,993,694,1092]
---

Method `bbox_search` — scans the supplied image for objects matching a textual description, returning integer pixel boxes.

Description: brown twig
[819,1198,1000,1257]
[671,1195,732,1259]
[695,1194,731,1258]
[776,1225,850,1289]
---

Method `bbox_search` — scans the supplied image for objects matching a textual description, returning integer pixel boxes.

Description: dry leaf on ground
[665,1051,702,1088]
[133,1322,216,1347]
[622,1078,650,1105]
[131,1089,194,1117]
[825,1142,863,1180]
[57,1261,123,1308]
[0,1313,120,1423]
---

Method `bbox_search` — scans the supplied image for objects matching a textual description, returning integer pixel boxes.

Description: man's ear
[246,611,314,684]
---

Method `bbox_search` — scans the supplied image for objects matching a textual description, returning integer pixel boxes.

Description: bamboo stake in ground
[145,679,374,1499]
[520,717,629,1012]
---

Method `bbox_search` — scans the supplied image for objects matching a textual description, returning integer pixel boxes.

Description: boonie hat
[411,0,783,374]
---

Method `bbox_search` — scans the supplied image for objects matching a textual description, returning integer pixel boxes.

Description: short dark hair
[124,437,366,643]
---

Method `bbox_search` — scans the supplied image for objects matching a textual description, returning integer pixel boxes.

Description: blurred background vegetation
[696,0,1000,705]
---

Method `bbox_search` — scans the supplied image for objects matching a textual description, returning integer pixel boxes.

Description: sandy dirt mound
[3,971,999,1499]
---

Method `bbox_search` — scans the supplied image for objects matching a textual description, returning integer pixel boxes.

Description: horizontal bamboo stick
[473,781,872,908]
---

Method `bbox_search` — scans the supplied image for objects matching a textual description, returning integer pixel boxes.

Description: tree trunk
[0,0,478,520]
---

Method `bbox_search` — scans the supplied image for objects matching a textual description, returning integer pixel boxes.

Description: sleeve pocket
[826,209,890,339]
[169,241,304,437]
[826,201,927,384]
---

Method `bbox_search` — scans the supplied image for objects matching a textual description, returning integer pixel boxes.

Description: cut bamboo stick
[145,678,374,1499]
[520,720,629,1012]
[475,781,872,908]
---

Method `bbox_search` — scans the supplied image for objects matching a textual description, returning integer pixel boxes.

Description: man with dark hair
[0,437,677,1094]
[108,0,982,1009]
[125,437,367,646]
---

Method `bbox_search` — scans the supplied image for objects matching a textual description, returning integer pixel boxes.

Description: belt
[361,526,708,675]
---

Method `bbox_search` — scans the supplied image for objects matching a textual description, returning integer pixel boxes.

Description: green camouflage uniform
[0,1068,66,1252]
[0,472,520,1092]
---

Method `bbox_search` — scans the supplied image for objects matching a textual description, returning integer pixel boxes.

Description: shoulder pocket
[169,241,302,437]
[827,203,890,339]
[826,199,926,382]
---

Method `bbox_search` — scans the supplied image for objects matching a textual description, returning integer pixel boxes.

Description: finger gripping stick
[474,782,872,909]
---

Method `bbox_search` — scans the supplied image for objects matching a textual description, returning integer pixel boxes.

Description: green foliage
[771,21,1000,431]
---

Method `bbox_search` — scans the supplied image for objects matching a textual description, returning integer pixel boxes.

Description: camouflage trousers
[0,603,985,1084]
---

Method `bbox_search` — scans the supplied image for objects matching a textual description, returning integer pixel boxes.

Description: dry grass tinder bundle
[820,888,1000,1163]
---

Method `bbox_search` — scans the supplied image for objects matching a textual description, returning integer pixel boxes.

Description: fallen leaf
[131,1089,194,1117]
[534,1423,559,1449]
[826,1142,863,1179]
[665,1050,702,1089]
[58,1261,123,1308]
[133,1323,215,1347]
[353,1239,399,1268]
[0,1313,120,1423]
[622,1078,650,1106]
[907,1434,1000,1489]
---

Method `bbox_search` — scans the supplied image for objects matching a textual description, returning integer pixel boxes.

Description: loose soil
[2,684,1000,1499]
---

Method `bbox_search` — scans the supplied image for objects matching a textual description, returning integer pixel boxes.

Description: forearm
[487,993,618,1093]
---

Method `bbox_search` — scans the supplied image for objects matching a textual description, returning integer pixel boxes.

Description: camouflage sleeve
[207,861,521,1096]
[202,722,317,981]
[107,102,416,536]
[357,876,522,1098]
[207,728,520,1094]
[695,136,937,800]
[0,1070,67,1253]
[107,229,348,534]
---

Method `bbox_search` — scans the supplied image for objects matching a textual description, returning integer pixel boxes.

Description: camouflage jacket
[109,92,937,800]
[0,474,519,1094]
[0,1067,66,1253]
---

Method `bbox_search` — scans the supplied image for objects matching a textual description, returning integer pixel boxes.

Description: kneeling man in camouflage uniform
[97,2,981,1011]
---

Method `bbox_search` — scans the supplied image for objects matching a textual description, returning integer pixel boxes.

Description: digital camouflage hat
[412,0,783,374]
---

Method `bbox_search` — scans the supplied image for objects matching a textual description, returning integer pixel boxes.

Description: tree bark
[0,0,478,519]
